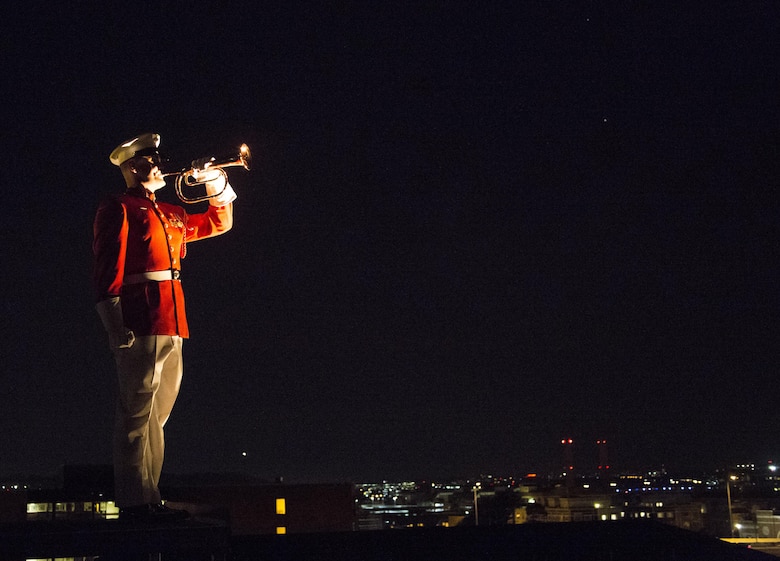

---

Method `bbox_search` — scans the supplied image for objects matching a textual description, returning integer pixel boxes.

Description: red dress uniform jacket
[93,186,233,338]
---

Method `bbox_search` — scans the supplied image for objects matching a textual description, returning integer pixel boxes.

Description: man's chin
[145,179,167,193]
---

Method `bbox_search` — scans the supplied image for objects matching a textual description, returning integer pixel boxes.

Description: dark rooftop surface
[2,518,777,560]
[232,522,779,561]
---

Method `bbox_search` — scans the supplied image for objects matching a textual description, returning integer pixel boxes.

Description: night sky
[1,2,778,483]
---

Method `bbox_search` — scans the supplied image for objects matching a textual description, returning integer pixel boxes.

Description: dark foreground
[1,518,776,561]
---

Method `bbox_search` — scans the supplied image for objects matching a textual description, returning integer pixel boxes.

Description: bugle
[163,144,251,203]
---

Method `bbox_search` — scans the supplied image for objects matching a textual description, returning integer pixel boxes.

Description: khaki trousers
[112,335,183,507]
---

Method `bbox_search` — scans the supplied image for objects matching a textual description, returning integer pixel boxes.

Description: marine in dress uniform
[93,133,236,520]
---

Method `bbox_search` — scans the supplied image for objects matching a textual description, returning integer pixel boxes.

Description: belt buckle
[172,269,181,280]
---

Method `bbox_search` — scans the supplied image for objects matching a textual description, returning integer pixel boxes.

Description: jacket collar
[126,185,156,201]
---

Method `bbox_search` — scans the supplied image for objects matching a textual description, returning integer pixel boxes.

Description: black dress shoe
[118,503,155,521]
[119,503,190,522]
[151,502,190,520]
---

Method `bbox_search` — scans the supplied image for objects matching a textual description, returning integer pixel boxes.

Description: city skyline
[2,439,777,486]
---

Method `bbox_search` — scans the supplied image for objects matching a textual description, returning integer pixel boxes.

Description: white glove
[191,167,223,183]
[191,167,237,207]
[205,180,237,207]
[96,297,135,350]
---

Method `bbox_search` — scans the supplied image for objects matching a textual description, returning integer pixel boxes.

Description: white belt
[123,270,181,285]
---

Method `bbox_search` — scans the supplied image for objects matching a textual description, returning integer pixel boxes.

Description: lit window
[276,498,286,515]
[26,502,52,514]
[276,526,287,534]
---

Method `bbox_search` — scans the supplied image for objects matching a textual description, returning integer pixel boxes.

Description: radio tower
[561,438,575,476]
[596,439,610,472]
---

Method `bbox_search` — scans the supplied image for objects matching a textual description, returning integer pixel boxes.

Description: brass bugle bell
[163,144,251,203]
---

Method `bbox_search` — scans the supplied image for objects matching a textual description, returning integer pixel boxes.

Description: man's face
[131,154,167,192]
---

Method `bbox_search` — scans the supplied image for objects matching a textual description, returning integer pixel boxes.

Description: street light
[473,483,481,526]
[727,473,737,538]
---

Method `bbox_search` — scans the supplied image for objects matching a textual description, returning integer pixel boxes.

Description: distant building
[23,464,119,522]
[622,494,707,532]
[544,495,612,523]
[755,510,780,539]
[3,465,357,535]
[166,482,358,535]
